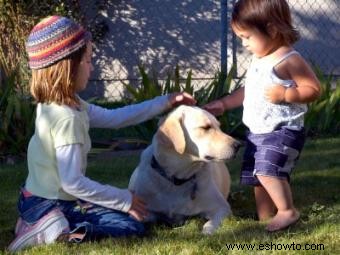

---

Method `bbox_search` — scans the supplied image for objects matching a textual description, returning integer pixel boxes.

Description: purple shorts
[240,127,305,186]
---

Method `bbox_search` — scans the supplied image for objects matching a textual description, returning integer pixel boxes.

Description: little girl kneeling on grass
[8,16,196,252]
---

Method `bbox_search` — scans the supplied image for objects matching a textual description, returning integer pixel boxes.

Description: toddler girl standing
[204,0,320,232]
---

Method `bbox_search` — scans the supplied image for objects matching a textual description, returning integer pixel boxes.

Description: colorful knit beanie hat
[26,16,92,69]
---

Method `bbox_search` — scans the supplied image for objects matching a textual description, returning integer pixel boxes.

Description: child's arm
[203,87,244,116]
[56,144,148,220]
[265,55,321,104]
[88,92,195,129]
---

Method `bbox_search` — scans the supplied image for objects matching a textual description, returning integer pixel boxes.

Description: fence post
[220,0,228,76]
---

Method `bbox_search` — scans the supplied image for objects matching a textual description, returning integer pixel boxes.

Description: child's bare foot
[266,209,300,232]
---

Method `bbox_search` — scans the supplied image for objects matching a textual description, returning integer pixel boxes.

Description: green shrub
[121,65,245,141]
[91,65,339,144]
[305,68,340,136]
[0,69,35,157]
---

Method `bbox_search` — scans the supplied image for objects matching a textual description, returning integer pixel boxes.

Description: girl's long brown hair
[30,45,87,107]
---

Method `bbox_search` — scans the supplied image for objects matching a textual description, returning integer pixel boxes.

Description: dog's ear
[156,114,185,154]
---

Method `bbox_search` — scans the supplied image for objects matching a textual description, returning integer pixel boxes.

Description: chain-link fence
[80,0,340,101]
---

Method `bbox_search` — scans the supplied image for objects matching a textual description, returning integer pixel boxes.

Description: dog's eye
[201,125,211,131]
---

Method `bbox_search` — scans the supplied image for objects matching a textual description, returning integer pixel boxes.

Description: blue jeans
[17,191,145,241]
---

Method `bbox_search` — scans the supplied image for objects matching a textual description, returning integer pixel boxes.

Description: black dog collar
[151,155,197,199]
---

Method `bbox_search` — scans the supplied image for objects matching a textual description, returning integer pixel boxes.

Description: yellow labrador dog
[128,105,240,234]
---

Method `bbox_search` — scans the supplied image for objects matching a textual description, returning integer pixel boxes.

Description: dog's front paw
[202,222,217,235]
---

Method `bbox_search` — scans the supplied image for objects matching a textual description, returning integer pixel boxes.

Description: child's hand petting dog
[168,92,196,107]
[128,192,149,221]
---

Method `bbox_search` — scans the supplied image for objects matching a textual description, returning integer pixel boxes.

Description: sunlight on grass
[0,136,339,254]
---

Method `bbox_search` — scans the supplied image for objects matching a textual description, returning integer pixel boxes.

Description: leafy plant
[305,68,340,136]
[120,65,174,140]
[121,65,245,141]
[0,69,35,158]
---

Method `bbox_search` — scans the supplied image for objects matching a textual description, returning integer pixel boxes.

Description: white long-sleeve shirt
[26,95,170,213]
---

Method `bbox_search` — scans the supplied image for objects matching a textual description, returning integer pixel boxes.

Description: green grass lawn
[0,136,339,254]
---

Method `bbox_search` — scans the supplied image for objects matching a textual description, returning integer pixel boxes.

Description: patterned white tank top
[242,51,307,134]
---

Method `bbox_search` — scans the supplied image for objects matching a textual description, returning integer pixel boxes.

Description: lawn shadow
[0,200,18,251]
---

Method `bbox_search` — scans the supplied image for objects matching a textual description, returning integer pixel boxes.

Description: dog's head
[154,105,240,161]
